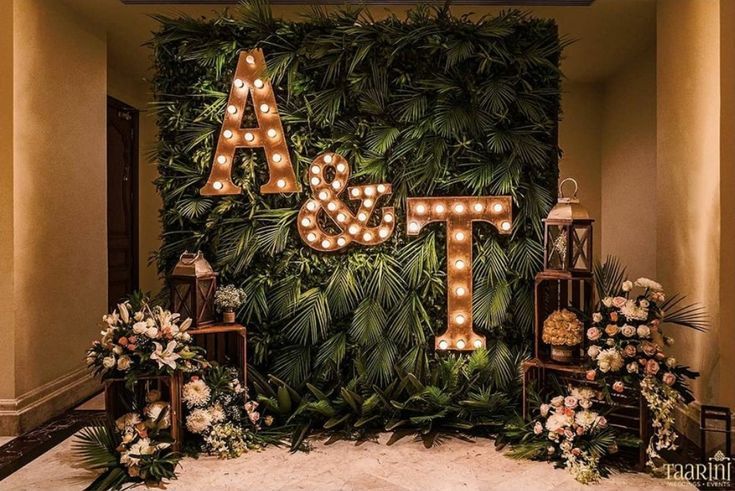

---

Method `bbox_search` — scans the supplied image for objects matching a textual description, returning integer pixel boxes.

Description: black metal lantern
[170,251,217,328]
[543,178,594,277]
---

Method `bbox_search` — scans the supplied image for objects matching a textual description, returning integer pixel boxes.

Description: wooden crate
[534,272,594,363]
[522,358,650,470]
[104,373,183,451]
[189,323,247,385]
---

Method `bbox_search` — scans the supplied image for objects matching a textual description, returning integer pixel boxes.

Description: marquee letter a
[201,49,301,196]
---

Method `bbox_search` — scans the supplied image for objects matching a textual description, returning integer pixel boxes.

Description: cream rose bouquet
[587,259,708,469]
[86,296,207,382]
[506,386,634,484]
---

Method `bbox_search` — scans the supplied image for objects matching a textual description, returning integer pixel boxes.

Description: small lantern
[543,178,594,276]
[170,251,217,328]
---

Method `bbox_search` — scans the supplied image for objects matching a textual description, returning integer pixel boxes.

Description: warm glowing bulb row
[437,338,484,350]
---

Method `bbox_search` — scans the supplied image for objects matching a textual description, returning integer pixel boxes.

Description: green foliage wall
[152,3,562,391]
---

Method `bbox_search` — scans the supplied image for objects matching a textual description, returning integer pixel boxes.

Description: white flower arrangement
[214,285,247,312]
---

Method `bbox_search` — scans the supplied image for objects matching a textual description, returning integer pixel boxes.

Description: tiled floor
[0,431,694,490]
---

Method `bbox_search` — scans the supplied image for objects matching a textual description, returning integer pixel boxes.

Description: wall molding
[0,366,101,435]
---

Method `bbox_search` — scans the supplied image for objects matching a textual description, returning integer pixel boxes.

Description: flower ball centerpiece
[542,309,583,363]
[214,285,246,324]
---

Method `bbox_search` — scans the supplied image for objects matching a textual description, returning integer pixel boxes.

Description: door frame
[107,95,140,297]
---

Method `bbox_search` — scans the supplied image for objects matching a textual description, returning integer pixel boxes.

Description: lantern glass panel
[173,282,194,320]
[571,225,592,272]
[545,224,568,270]
[196,277,216,325]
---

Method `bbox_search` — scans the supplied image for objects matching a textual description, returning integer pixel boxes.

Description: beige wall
[558,81,603,261]
[4,0,106,412]
[0,0,16,401]
[657,0,721,404]
[600,47,657,279]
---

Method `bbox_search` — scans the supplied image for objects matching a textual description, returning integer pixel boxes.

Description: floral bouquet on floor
[86,295,208,383]
[182,364,274,459]
[586,258,707,469]
[506,386,638,484]
[74,389,181,490]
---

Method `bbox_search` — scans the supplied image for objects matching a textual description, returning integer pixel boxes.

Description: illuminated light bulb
[223,130,233,139]
[351,188,360,198]
[307,233,317,242]
[337,213,346,222]
[311,165,321,174]
[454,203,465,213]
[234,79,244,88]
[267,128,278,138]
[383,213,393,223]
[244,132,254,142]
[379,228,390,238]
[416,204,426,214]
[216,155,227,164]
[365,187,375,197]
[473,339,483,349]
[337,237,346,246]
[327,202,337,211]
[336,163,346,173]
[310,177,321,186]
[301,218,312,227]
[455,287,466,296]
[306,201,317,211]
[348,225,359,235]
[331,180,341,190]
[324,154,333,164]
[358,212,368,222]
[435,204,445,213]
[276,179,286,189]
[408,221,420,233]
[377,184,386,193]
[318,191,329,201]
[455,259,465,270]
[254,78,264,89]
[456,339,466,350]
[473,202,484,212]
[363,232,373,241]
[259,103,270,113]
[455,314,466,325]
[227,105,237,115]
[213,181,223,190]
[272,153,283,163]
[245,55,255,64]
[438,340,449,350]
[363,199,374,208]
[321,239,331,249]
[493,202,504,213]
[501,221,512,231]
[455,231,465,241]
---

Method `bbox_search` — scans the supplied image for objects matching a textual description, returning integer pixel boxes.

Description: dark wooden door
[107,97,139,310]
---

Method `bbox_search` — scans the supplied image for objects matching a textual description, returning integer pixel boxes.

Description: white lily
[150,341,180,369]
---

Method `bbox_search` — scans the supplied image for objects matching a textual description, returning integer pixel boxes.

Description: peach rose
[605,324,620,336]
[612,381,625,393]
[645,359,660,375]
[586,370,597,381]
[609,312,619,322]
[663,372,676,386]
[587,327,602,341]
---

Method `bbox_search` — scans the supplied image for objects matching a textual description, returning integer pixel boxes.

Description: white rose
[621,325,636,337]
[540,404,551,417]
[622,280,633,292]
[587,345,600,360]
[102,356,116,369]
[592,312,602,323]
[117,356,132,371]
[602,297,613,308]
[666,357,676,368]
[637,325,651,338]
[133,321,148,335]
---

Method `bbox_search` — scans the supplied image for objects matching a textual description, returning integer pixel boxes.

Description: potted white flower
[214,285,246,323]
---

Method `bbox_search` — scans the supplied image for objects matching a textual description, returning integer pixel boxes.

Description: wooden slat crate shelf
[189,323,247,385]
[522,358,650,470]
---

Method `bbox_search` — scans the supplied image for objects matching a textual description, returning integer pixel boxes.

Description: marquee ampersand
[201,49,300,196]
[406,196,513,351]
[298,153,395,251]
